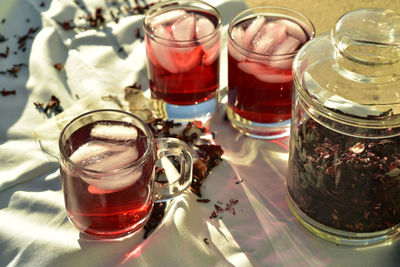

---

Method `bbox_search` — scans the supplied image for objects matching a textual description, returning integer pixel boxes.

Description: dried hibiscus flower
[17,27,39,51]
[1,88,16,96]
[34,95,63,117]
[0,46,9,58]
[54,63,64,71]
[0,64,26,77]
[142,118,224,238]
[57,20,76,31]
[143,202,166,239]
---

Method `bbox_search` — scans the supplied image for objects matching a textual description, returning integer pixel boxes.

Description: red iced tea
[145,8,220,105]
[228,16,313,123]
[60,120,155,238]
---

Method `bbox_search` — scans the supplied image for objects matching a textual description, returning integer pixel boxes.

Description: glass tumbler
[227,6,314,139]
[143,0,222,123]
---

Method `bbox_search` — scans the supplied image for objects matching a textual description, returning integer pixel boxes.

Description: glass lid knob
[331,8,400,64]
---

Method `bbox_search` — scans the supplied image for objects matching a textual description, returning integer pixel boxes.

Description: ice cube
[257,71,293,83]
[151,23,201,73]
[91,123,138,141]
[250,22,287,54]
[243,16,265,49]
[202,37,220,65]
[276,19,308,44]
[87,169,143,194]
[195,16,219,65]
[230,25,245,47]
[149,25,180,73]
[171,13,196,41]
[268,36,300,69]
[268,58,293,70]
[74,143,143,192]
[150,10,186,29]
[69,141,114,166]
[237,61,292,83]
[237,61,266,76]
[85,145,139,172]
[273,36,300,55]
[195,17,215,39]
[228,27,246,62]
[173,46,202,71]
[153,24,174,40]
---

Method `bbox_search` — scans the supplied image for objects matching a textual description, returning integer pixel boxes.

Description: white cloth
[0,0,398,266]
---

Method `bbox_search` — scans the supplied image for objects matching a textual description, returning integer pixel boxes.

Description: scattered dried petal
[1,64,26,77]
[1,88,16,96]
[0,47,9,58]
[0,34,7,43]
[197,199,210,203]
[34,95,63,116]
[143,202,166,239]
[54,62,64,71]
[57,20,76,31]
[349,142,365,154]
[17,27,39,51]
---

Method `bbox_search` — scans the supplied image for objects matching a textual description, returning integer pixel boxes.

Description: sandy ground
[243,0,399,35]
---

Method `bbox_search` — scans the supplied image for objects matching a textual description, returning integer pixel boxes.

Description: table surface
[1,0,400,266]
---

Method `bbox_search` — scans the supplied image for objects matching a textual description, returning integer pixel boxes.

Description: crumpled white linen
[1,0,399,266]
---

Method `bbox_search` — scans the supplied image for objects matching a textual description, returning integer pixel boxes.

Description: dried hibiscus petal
[141,118,224,237]
[54,63,64,71]
[1,88,16,96]
[143,202,166,239]
[34,95,63,116]
[0,46,9,58]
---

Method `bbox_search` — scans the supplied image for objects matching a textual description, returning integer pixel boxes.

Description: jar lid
[294,8,400,123]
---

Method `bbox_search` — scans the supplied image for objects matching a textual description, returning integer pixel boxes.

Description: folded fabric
[0,0,247,190]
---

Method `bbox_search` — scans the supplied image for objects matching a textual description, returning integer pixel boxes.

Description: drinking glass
[143,0,222,123]
[59,109,193,239]
[227,7,314,139]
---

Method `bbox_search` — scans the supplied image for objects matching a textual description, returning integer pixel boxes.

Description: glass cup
[143,0,222,123]
[227,6,315,139]
[58,109,193,240]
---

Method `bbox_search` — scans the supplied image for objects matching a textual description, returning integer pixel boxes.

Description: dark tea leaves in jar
[287,117,400,233]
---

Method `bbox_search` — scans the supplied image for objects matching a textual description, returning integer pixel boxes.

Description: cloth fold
[2,0,396,266]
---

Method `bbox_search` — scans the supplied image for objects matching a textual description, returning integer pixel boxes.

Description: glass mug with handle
[59,109,193,239]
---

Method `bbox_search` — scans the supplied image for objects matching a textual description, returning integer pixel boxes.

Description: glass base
[69,208,152,241]
[152,95,218,123]
[286,191,400,246]
[226,106,290,139]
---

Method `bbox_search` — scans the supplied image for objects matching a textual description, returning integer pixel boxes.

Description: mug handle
[154,137,193,202]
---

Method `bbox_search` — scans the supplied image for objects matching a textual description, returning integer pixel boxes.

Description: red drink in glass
[144,0,221,121]
[60,120,154,238]
[227,7,314,139]
[228,51,293,123]
[59,109,194,240]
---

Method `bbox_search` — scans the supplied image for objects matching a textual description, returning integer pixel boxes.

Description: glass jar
[287,8,400,246]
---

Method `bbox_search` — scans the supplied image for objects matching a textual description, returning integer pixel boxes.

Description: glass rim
[58,109,155,177]
[228,6,316,59]
[143,0,222,45]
